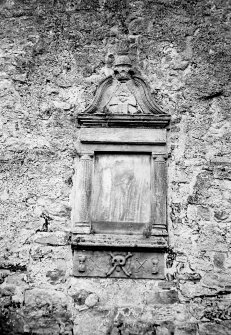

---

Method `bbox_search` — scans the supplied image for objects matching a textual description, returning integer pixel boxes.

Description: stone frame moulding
[71,54,171,279]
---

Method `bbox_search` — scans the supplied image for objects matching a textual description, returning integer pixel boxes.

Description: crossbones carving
[106,252,132,277]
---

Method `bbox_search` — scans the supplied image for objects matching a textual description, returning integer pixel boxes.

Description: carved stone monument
[71,54,171,279]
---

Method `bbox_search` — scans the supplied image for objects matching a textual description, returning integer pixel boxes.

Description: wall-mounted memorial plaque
[71,54,171,279]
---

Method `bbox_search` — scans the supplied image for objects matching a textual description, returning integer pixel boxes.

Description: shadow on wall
[106,319,175,335]
[0,310,24,335]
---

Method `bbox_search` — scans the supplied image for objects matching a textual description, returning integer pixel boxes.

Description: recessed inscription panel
[91,154,151,234]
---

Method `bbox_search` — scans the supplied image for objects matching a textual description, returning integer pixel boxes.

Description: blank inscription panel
[91,154,151,234]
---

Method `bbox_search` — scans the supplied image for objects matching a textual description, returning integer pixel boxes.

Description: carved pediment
[85,54,165,115]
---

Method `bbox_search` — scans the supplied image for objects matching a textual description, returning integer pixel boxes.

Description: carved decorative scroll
[84,54,165,115]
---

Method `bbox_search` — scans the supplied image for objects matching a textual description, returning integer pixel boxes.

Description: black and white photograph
[0,0,231,334]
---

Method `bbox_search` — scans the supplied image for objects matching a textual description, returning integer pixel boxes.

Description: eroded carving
[106,252,133,277]
[151,258,159,275]
[85,54,164,115]
[73,250,165,279]
[78,255,86,273]
[134,257,147,274]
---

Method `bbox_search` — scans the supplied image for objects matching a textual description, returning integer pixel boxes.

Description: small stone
[197,206,210,221]
[72,289,89,305]
[46,269,66,284]
[158,281,176,290]
[175,322,198,335]
[0,188,9,201]
[146,289,179,304]
[0,271,9,284]
[172,60,189,70]
[156,326,171,335]
[12,73,27,82]
[52,100,71,110]
[214,210,229,221]
[0,285,15,297]
[213,252,225,269]
[34,232,69,246]
[85,293,99,308]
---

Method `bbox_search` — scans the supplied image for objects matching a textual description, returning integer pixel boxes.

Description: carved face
[112,255,126,266]
[114,65,132,82]
[78,255,86,273]
[78,255,86,264]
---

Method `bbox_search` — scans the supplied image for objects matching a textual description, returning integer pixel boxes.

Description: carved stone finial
[114,54,132,67]
[113,54,133,83]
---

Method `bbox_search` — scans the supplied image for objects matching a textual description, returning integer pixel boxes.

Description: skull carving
[106,252,133,277]
[113,54,133,82]
[111,255,127,271]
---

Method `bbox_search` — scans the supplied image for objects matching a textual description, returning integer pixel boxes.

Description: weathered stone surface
[71,289,89,306]
[145,289,179,305]
[34,231,70,246]
[85,293,99,308]
[0,0,231,333]
[199,321,231,335]
[23,289,72,334]
[29,245,71,286]
[175,323,198,335]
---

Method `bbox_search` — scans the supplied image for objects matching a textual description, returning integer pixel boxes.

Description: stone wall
[0,0,231,334]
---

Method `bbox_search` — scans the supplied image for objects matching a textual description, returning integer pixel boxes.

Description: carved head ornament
[113,54,133,82]
[114,54,132,67]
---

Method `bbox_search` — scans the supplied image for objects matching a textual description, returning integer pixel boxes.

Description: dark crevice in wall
[199,90,224,100]
[0,264,27,272]
[36,213,53,232]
